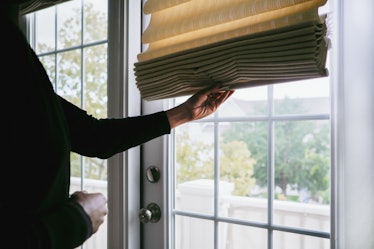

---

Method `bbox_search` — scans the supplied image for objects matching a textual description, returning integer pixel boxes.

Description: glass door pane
[172,79,331,249]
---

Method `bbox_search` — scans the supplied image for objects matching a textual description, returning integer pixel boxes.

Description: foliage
[219,140,256,196]
[222,97,331,203]
[176,131,214,184]
[176,130,256,196]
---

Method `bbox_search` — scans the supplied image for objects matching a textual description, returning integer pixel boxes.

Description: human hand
[166,84,234,128]
[70,191,108,234]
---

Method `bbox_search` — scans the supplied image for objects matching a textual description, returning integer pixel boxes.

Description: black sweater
[1,9,170,249]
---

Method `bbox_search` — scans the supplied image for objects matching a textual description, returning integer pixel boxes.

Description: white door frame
[107,0,142,248]
[141,99,172,249]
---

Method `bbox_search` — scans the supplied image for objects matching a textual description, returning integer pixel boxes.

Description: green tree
[299,124,330,203]
[176,131,214,184]
[222,97,330,203]
[221,121,268,194]
[176,130,256,196]
[220,140,256,196]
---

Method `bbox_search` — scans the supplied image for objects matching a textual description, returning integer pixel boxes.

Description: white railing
[176,179,330,249]
[71,178,330,249]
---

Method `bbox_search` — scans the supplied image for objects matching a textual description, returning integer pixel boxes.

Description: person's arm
[61,84,234,159]
[60,96,172,158]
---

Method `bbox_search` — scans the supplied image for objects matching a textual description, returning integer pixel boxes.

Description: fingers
[207,89,234,107]
[201,83,234,102]
[219,89,235,104]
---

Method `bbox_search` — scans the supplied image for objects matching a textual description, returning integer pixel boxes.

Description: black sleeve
[59,96,171,158]
[40,200,93,249]
[1,199,92,249]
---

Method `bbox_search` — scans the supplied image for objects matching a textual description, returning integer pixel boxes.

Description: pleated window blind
[134,0,329,100]
[19,0,71,15]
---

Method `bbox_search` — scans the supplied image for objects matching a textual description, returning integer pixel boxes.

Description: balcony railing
[176,179,330,249]
[71,178,329,249]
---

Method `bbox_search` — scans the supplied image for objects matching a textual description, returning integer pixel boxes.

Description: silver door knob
[139,203,161,223]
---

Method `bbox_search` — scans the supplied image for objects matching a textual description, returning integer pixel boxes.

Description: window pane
[273,199,330,233]
[273,231,330,249]
[274,120,331,204]
[274,120,330,232]
[175,123,215,214]
[219,86,268,117]
[56,50,82,105]
[84,44,108,117]
[84,0,108,43]
[273,79,330,115]
[57,0,82,49]
[219,122,268,223]
[70,153,82,178]
[223,223,267,249]
[39,55,56,87]
[175,216,214,249]
[35,8,55,54]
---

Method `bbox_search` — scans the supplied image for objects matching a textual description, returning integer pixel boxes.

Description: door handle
[139,203,161,223]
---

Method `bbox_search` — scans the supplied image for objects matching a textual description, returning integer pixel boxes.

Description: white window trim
[334,0,374,249]
[107,0,142,248]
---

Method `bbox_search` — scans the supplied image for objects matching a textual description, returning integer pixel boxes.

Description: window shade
[134,0,329,101]
[19,0,71,15]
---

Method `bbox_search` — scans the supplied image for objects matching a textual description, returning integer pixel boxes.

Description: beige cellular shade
[135,0,330,100]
